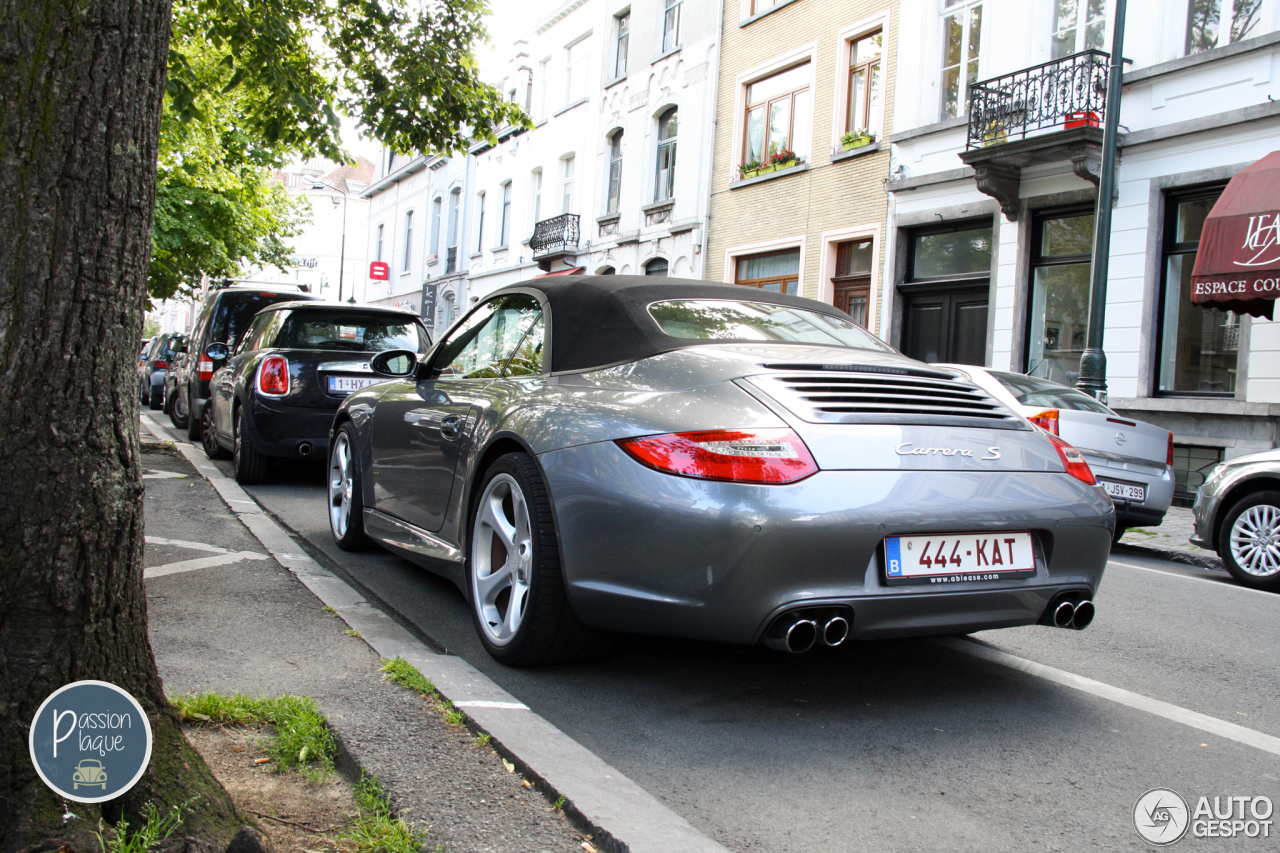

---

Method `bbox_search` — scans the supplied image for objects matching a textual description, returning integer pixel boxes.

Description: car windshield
[991,370,1113,413]
[276,312,428,352]
[647,299,891,351]
[212,294,298,349]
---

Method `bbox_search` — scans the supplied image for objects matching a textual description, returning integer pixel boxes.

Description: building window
[606,131,624,214]
[736,249,800,294]
[1026,208,1094,386]
[561,156,575,213]
[1053,0,1107,59]
[1157,185,1237,395]
[615,13,630,78]
[402,210,414,271]
[447,189,460,249]
[375,223,384,262]
[752,0,784,15]
[1188,0,1262,54]
[599,266,616,275]
[1173,444,1224,503]
[499,182,511,246]
[662,0,682,53]
[743,63,811,168]
[565,39,587,106]
[940,0,983,120]
[474,191,486,253]
[532,169,543,222]
[655,110,677,202]
[430,199,441,255]
[833,239,873,327]
[537,58,549,118]
[646,257,669,276]
[848,31,883,136]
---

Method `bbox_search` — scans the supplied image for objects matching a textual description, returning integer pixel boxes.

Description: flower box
[842,136,874,151]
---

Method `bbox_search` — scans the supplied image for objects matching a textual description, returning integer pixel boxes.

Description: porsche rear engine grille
[747,372,1022,429]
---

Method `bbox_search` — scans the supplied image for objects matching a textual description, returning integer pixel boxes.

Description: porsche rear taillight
[1046,433,1096,485]
[257,356,289,396]
[616,429,819,485]
[198,359,214,381]
[1027,409,1060,435]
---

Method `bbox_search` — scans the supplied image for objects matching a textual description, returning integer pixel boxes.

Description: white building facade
[466,0,722,299]
[886,0,1280,500]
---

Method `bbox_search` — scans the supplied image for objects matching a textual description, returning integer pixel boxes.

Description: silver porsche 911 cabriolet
[328,277,1114,665]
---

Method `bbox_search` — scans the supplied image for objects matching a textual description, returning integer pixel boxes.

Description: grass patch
[95,800,190,853]
[171,692,335,774]
[473,732,491,748]
[344,628,361,638]
[379,657,437,699]
[341,774,428,853]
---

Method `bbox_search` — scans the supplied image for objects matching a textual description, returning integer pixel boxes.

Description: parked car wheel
[201,406,229,460]
[139,382,149,406]
[186,390,202,440]
[1218,490,1280,592]
[327,424,372,550]
[169,384,190,429]
[467,453,613,666]
[148,386,163,410]
[233,405,268,485]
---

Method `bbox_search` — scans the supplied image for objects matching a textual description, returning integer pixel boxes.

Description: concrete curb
[1112,542,1224,571]
[140,414,731,853]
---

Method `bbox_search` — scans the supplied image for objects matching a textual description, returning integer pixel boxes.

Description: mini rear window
[647,299,891,351]
[991,371,1113,414]
[275,312,429,353]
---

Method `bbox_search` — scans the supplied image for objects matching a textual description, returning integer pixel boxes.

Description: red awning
[531,266,586,279]
[1189,152,1280,319]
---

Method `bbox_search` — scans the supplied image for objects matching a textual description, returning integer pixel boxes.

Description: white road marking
[145,535,234,554]
[937,637,1280,757]
[455,700,530,710]
[1108,558,1278,600]
[142,469,187,480]
[144,550,269,578]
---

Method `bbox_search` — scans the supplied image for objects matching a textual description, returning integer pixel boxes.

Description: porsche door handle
[439,416,462,439]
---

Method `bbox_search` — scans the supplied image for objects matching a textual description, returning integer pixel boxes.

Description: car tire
[139,382,149,406]
[1217,490,1280,592]
[1111,526,1126,547]
[466,452,614,666]
[186,390,202,440]
[327,423,373,551]
[233,405,268,485]
[148,386,163,410]
[169,385,190,429]
[200,405,229,460]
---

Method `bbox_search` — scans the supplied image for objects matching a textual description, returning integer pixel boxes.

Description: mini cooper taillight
[1026,409,1060,435]
[198,359,214,381]
[258,356,290,396]
[1045,433,1096,485]
[616,429,819,485]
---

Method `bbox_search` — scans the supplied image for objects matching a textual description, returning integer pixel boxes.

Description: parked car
[327,277,1114,666]
[935,365,1174,542]
[201,302,430,484]
[1191,449,1280,591]
[138,333,184,410]
[168,285,317,437]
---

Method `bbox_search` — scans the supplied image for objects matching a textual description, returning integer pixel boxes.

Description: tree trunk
[0,0,240,848]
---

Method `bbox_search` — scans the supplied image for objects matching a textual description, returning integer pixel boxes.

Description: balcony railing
[966,50,1109,150]
[530,213,580,259]
[446,246,457,274]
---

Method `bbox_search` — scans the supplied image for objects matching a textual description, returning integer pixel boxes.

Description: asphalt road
[148,418,1280,852]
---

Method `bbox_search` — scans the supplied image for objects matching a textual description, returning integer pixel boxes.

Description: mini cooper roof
[260,301,424,317]
[487,275,866,373]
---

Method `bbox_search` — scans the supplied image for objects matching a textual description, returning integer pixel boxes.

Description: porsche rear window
[647,299,891,351]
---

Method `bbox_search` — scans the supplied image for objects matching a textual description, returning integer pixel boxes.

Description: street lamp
[309,177,348,303]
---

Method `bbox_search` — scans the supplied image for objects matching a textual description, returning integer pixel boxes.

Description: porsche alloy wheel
[1220,490,1280,591]
[328,425,371,550]
[467,453,613,666]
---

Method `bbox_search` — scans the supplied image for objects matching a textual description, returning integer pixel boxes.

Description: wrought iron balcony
[966,50,1108,150]
[530,213,580,270]
[446,246,457,274]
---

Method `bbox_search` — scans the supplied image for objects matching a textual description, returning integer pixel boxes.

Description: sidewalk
[1114,505,1224,570]
[140,435,589,852]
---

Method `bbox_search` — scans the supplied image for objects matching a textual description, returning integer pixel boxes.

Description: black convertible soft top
[487,275,859,373]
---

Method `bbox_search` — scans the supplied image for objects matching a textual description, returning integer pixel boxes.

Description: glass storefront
[1027,209,1093,386]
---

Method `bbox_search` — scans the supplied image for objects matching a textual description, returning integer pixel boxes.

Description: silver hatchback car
[935,366,1174,542]
[1191,449,1280,591]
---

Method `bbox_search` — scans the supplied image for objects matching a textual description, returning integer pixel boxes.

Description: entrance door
[901,287,988,365]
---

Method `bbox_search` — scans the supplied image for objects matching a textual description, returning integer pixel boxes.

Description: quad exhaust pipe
[298,442,313,456]
[763,609,852,654]
[1049,597,1095,631]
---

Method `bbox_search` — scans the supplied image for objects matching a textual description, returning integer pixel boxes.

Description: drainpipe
[694,7,724,280]
[1075,0,1127,403]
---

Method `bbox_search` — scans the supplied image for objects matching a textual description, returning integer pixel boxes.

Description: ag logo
[1134,788,1190,846]
[28,681,153,803]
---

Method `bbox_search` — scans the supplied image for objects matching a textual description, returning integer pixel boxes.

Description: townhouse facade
[703,0,897,335]
[886,0,1280,499]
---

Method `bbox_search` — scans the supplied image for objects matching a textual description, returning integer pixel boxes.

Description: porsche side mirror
[205,342,230,361]
[371,349,419,378]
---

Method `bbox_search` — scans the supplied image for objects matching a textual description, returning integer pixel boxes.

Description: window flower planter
[842,136,874,151]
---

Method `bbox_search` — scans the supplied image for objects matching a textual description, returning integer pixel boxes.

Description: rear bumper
[246,397,337,458]
[539,440,1114,645]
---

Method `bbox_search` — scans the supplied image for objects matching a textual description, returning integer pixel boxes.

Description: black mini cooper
[200,302,431,484]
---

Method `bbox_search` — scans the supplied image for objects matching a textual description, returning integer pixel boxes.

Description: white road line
[937,637,1280,757]
[145,535,234,554]
[1108,558,1279,599]
[144,550,268,578]
[142,469,187,480]
[455,700,530,710]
